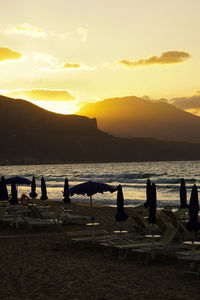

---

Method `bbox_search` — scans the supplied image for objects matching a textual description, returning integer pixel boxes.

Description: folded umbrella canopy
[69,180,117,220]
[186,184,200,232]
[0,176,8,201]
[63,178,71,204]
[144,178,151,208]
[148,182,157,225]
[6,176,31,185]
[10,182,18,204]
[179,178,189,209]
[115,185,128,222]
[40,177,48,200]
[29,176,38,199]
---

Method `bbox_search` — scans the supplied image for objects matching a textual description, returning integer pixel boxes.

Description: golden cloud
[171,92,200,111]
[63,62,81,68]
[118,51,190,68]
[2,88,75,101]
[44,62,93,71]
[2,23,66,39]
[0,47,23,62]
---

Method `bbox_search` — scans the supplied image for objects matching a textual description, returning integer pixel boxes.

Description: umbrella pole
[90,195,93,222]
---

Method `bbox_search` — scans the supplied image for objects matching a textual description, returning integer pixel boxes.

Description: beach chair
[161,209,190,240]
[28,205,45,219]
[102,224,178,259]
[65,229,109,238]
[178,254,200,275]
[23,216,57,229]
[60,211,91,226]
[0,205,30,228]
[131,214,150,235]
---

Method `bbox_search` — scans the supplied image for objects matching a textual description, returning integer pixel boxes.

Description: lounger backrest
[161,210,177,227]
[160,224,177,244]
[53,206,65,219]
[156,216,168,232]
[28,205,44,219]
[131,215,148,229]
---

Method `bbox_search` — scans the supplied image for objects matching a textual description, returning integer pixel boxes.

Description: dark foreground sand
[0,202,200,300]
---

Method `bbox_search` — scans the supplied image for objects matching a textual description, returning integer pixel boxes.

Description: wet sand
[0,201,200,300]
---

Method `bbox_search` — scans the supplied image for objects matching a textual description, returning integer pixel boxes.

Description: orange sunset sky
[0,0,200,115]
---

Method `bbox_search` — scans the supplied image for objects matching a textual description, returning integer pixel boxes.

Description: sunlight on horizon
[29,100,80,114]
[0,1,200,115]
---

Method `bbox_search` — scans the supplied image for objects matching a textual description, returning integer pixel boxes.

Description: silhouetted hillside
[1,95,200,164]
[0,95,102,136]
[78,96,200,143]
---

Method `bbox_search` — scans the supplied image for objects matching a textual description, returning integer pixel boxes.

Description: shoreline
[1,158,200,167]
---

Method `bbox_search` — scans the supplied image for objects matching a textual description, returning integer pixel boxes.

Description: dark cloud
[171,93,200,110]
[118,51,190,68]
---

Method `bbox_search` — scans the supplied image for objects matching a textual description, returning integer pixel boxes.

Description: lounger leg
[118,249,128,260]
[183,261,200,276]
[104,246,113,257]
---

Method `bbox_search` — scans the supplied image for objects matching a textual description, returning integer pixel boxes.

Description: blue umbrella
[63,178,71,204]
[10,182,18,204]
[40,177,48,200]
[144,178,151,208]
[0,176,8,201]
[148,182,157,225]
[6,176,31,185]
[179,178,189,209]
[69,180,117,220]
[186,184,200,232]
[29,176,38,199]
[115,185,128,222]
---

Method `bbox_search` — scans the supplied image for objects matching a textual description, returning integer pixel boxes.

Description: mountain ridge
[78,96,200,143]
[1,94,200,164]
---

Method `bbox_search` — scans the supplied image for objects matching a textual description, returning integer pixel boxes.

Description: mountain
[1,95,200,164]
[78,96,200,143]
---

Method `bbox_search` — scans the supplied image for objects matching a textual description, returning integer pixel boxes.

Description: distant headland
[1,95,200,165]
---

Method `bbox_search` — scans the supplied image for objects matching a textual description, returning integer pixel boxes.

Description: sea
[0,160,199,208]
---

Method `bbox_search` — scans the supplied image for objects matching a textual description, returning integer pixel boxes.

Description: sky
[0,0,200,114]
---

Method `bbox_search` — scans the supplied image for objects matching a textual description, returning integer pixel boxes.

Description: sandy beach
[0,201,200,300]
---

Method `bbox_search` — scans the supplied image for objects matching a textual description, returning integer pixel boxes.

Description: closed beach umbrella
[40,177,48,200]
[148,182,157,225]
[10,182,18,204]
[115,185,128,222]
[29,176,38,199]
[63,178,71,204]
[69,181,117,220]
[179,178,189,209]
[186,184,200,232]
[144,178,151,208]
[0,176,8,201]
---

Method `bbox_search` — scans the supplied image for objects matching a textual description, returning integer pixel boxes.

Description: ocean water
[0,161,199,207]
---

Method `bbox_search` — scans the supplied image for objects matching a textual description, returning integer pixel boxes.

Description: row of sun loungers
[0,202,199,274]
[0,203,91,229]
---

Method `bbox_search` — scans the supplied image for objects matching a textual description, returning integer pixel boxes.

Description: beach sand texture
[0,202,200,300]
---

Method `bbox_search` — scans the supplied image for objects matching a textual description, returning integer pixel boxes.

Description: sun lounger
[23,217,57,229]
[71,234,118,244]
[103,224,178,259]
[65,229,109,238]
[178,254,200,275]
[131,214,150,234]
[161,209,190,239]
[61,212,91,225]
